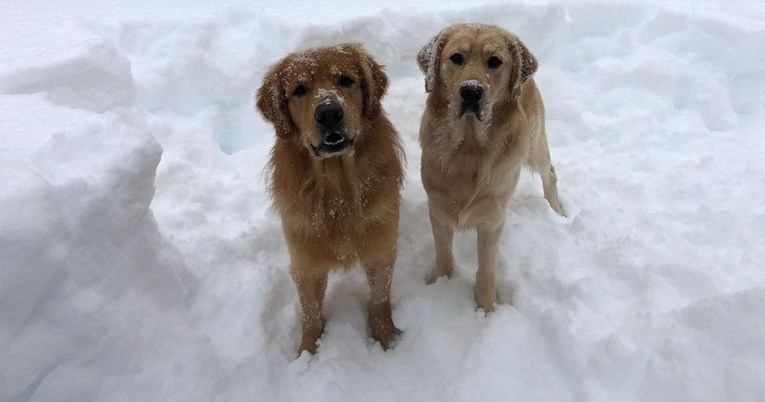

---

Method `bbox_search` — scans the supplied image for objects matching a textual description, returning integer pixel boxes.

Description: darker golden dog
[417,24,565,311]
[256,44,404,354]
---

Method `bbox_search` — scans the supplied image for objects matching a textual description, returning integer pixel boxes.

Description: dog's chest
[427,145,517,213]
[310,186,387,262]
[309,170,380,220]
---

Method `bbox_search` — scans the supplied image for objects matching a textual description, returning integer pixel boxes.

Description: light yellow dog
[417,24,565,311]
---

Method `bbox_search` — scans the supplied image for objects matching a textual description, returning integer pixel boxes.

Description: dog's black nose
[314,103,344,128]
[460,83,484,103]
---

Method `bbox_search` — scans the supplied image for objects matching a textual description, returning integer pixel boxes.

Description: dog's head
[417,24,538,124]
[256,44,389,158]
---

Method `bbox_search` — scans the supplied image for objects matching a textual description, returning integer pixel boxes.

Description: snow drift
[1,1,764,401]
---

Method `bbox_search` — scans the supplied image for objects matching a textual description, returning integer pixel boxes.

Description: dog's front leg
[364,257,399,350]
[476,219,503,312]
[428,204,457,283]
[291,267,328,355]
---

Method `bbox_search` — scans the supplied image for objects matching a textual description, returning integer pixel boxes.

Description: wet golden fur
[417,24,565,311]
[256,44,403,354]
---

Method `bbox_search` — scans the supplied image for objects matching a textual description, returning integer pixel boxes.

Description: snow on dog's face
[256,44,389,159]
[417,24,538,127]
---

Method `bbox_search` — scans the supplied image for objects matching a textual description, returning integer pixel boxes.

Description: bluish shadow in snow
[216,133,242,155]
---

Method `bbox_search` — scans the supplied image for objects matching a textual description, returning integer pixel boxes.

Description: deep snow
[1,1,765,401]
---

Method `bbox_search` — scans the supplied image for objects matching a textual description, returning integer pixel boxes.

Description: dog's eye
[487,56,502,69]
[449,53,464,66]
[338,75,355,87]
[292,85,308,97]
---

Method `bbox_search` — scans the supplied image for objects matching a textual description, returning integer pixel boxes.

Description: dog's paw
[369,313,400,350]
[475,291,497,314]
[477,303,496,315]
[297,338,319,356]
[552,201,566,217]
[372,324,402,351]
[426,264,455,284]
[297,320,324,356]
[425,271,440,284]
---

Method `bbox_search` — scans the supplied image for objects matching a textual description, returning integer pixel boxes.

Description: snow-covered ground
[1,1,764,401]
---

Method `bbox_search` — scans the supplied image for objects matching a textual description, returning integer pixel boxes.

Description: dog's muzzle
[312,102,353,156]
[458,80,484,121]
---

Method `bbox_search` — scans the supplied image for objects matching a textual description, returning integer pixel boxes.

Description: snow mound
[1,1,764,401]
[1,111,223,400]
[1,41,135,113]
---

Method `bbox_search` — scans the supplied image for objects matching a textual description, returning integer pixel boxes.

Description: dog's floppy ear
[417,32,447,93]
[345,44,389,120]
[256,60,295,139]
[508,34,539,102]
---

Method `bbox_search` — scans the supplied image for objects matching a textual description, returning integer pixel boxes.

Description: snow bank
[1,1,764,401]
[0,103,223,400]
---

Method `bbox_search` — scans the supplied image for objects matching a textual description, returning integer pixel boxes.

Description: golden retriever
[256,44,404,354]
[417,24,565,311]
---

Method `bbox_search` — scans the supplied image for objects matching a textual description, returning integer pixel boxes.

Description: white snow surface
[2,1,765,401]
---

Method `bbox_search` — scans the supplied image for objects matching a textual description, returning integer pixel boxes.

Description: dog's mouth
[458,102,483,122]
[312,130,354,157]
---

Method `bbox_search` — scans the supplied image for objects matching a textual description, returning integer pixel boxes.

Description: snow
[317,89,345,105]
[1,0,765,401]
